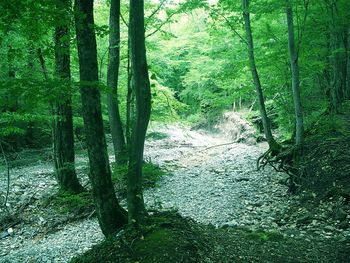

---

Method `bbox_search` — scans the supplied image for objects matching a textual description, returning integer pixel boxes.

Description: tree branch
[145,0,167,27]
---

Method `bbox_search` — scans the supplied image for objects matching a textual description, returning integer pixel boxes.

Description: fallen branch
[200,141,238,152]
[0,142,10,209]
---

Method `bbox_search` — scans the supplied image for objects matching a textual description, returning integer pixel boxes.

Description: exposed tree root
[257,145,301,193]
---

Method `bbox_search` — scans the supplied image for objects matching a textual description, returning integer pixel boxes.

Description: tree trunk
[127,0,152,226]
[242,0,279,152]
[126,38,133,147]
[7,46,15,78]
[286,0,304,146]
[52,0,83,194]
[346,27,350,98]
[74,0,127,237]
[106,0,126,165]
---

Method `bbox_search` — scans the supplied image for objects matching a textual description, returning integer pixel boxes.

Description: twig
[120,13,128,27]
[145,11,177,38]
[0,142,10,209]
[145,0,167,27]
[87,209,96,219]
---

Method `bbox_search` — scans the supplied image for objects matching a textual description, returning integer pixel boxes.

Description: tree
[106,0,126,165]
[127,0,152,225]
[74,0,126,236]
[242,0,280,153]
[53,0,84,193]
[286,0,304,146]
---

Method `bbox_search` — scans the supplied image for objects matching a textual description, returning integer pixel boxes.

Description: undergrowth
[44,191,94,215]
[112,162,166,196]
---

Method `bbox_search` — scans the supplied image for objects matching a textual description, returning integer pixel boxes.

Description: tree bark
[286,0,304,146]
[7,46,15,78]
[346,27,350,99]
[52,0,83,194]
[127,0,152,226]
[74,0,127,237]
[106,0,126,165]
[242,0,279,152]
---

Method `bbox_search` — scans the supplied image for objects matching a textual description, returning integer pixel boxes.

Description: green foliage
[112,162,166,195]
[244,229,284,242]
[44,191,94,215]
[150,78,189,122]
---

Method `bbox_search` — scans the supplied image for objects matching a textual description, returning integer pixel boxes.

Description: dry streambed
[0,123,348,262]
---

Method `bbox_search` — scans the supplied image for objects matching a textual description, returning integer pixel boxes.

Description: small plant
[244,229,284,242]
[112,162,166,196]
[146,131,169,140]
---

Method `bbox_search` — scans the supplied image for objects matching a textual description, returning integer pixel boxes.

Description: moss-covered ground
[70,211,349,263]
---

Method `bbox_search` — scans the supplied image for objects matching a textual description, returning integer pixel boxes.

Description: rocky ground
[0,122,349,262]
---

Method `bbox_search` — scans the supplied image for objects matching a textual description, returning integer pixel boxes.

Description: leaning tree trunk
[74,0,126,237]
[286,0,304,146]
[127,0,152,226]
[53,0,83,193]
[107,0,126,165]
[242,0,279,152]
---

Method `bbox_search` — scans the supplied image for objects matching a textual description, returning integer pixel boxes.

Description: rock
[339,220,349,229]
[334,208,347,221]
[222,219,239,228]
[296,214,313,225]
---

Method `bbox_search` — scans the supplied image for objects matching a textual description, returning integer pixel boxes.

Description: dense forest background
[1,0,349,148]
[0,0,350,262]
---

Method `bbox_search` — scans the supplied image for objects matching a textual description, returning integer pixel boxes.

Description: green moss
[44,191,94,215]
[133,229,184,263]
[70,212,205,263]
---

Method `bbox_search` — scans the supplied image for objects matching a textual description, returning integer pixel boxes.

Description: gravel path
[0,123,295,262]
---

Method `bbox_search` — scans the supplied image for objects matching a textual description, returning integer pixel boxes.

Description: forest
[0,0,350,262]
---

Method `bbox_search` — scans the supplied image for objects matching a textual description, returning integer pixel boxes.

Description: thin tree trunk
[127,0,152,225]
[106,0,126,165]
[346,27,350,99]
[74,0,127,237]
[53,0,84,194]
[126,38,133,147]
[7,46,15,78]
[242,0,279,152]
[286,0,304,146]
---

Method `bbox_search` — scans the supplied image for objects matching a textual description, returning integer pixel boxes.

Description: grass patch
[44,191,94,215]
[243,229,284,242]
[112,162,166,196]
[146,131,169,140]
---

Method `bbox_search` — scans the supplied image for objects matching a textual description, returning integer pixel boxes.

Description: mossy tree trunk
[242,0,279,152]
[127,0,151,226]
[286,0,304,146]
[107,0,126,165]
[53,0,84,194]
[74,0,127,237]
